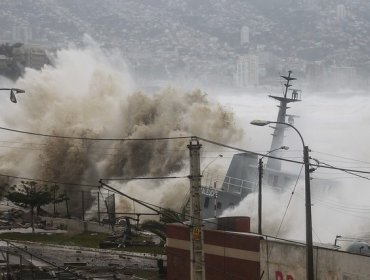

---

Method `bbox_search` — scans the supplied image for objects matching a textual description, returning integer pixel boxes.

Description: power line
[312,150,370,165]
[274,164,304,238]
[197,136,370,175]
[99,180,187,226]
[1,240,86,279]
[0,125,192,141]
[99,178,370,262]
[294,191,370,220]
[315,159,370,181]
[0,126,369,176]
[102,176,188,181]
[197,136,304,165]
[0,172,98,188]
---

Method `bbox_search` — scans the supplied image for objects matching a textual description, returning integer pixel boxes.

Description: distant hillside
[1,0,369,83]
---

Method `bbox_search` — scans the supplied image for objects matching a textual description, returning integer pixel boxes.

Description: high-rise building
[12,25,32,44]
[12,45,49,70]
[337,4,346,20]
[236,54,259,87]
[240,26,250,45]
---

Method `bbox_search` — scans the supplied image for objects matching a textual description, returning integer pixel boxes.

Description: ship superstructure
[187,71,303,218]
[267,70,301,171]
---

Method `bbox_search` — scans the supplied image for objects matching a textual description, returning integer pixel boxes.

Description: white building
[12,25,32,44]
[236,54,259,87]
[337,4,346,20]
[240,26,250,45]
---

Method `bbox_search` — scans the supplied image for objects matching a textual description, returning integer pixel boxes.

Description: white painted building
[337,4,347,20]
[12,25,32,43]
[240,26,250,45]
[236,54,259,87]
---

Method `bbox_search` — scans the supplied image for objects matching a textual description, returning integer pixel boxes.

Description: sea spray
[0,41,244,214]
[219,91,370,244]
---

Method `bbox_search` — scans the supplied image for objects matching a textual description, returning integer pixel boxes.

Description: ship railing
[202,171,226,189]
[180,172,225,215]
[221,175,257,195]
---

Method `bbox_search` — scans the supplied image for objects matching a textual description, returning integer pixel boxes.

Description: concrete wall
[42,217,113,234]
[260,239,370,280]
[166,216,370,280]
[166,222,260,280]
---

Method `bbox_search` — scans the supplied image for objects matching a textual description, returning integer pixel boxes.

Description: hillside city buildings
[0,1,369,90]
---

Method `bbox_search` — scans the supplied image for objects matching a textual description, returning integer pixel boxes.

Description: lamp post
[0,88,25,103]
[251,119,314,280]
[201,154,223,186]
[334,235,342,247]
[258,146,289,235]
[201,154,223,176]
[202,154,223,220]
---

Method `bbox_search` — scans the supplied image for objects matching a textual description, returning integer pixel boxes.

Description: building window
[217,202,222,209]
[204,197,210,209]
[273,175,279,186]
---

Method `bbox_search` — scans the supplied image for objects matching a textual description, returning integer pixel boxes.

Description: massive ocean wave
[0,40,243,211]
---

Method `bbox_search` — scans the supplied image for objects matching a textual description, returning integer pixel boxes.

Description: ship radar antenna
[281,70,297,98]
[266,70,302,171]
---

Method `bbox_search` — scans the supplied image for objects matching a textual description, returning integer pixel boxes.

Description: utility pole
[65,192,70,219]
[81,191,85,221]
[304,145,314,280]
[188,139,204,280]
[213,182,218,219]
[97,188,101,224]
[258,158,263,235]
[53,185,56,216]
[251,118,314,280]
[6,242,9,280]
[258,146,288,235]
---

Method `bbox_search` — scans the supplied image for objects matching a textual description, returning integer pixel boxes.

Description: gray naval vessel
[195,71,303,218]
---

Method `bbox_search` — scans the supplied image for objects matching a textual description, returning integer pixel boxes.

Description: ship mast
[267,70,301,170]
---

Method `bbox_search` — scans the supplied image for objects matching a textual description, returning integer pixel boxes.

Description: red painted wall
[167,247,190,280]
[204,229,260,251]
[166,220,261,280]
[205,254,259,280]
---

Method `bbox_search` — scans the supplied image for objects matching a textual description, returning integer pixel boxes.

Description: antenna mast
[267,71,302,170]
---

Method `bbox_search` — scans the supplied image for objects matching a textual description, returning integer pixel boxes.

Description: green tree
[5,181,55,233]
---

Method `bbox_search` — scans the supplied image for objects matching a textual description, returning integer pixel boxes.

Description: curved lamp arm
[251,120,305,148]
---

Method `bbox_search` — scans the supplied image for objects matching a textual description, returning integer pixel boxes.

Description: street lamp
[202,154,223,220]
[251,119,314,280]
[0,88,25,103]
[201,154,223,177]
[258,145,289,235]
[334,235,342,247]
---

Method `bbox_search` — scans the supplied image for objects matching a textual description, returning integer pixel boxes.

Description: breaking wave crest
[0,39,243,212]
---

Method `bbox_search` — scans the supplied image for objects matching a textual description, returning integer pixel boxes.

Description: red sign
[275,271,294,280]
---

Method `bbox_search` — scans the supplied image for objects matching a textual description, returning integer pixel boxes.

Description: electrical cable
[0,239,85,279]
[0,126,369,175]
[0,172,98,188]
[99,180,187,226]
[265,164,304,266]
[197,136,370,175]
[100,175,352,280]
[102,176,188,181]
[294,191,370,220]
[96,178,370,271]
[312,228,322,244]
[314,159,370,181]
[0,125,192,141]
[312,150,370,165]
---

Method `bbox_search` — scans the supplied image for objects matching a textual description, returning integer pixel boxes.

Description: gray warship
[193,71,303,218]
